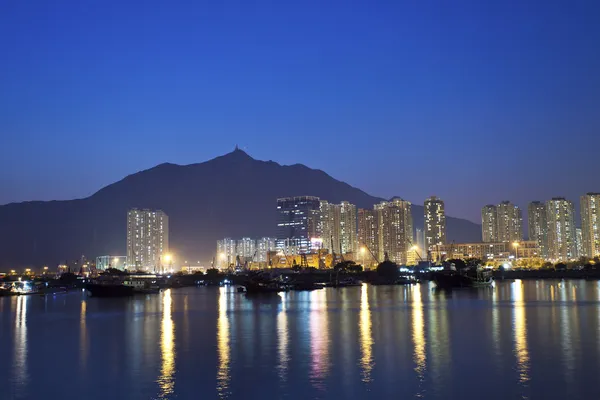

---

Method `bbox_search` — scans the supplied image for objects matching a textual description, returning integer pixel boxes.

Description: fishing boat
[243,271,288,294]
[85,282,134,297]
[324,277,362,288]
[432,268,493,289]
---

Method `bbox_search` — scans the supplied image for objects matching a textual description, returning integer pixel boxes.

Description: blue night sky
[1,0,599,223]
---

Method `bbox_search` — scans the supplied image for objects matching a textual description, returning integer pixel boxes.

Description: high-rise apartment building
[236,237,256,260]
[482,202,522,243]
[576,228,583,259]
[424,196,446,250]
[481,205,498,242]
[319,200,338,253]
[546,198,577,261]
[126,209,169,270]
[339,201,357,255]
[581,193,600,258]
[319,200,357,255]
[216,238,237,268]
[376,198,413,265]
[358,208,379,265]
[276,196,321,254]
[256,237,277,263]
[528,201,548,258]
[496,201,523,243]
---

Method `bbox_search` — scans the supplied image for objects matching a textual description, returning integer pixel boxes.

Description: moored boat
[432,269,493,289]
[85,283,134,297]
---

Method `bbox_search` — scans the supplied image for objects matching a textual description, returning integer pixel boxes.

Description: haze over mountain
[0,149,480,269]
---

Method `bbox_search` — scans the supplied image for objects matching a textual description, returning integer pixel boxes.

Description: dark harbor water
[1,280,600,400]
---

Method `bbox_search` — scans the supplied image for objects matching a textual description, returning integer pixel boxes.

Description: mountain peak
[222,146,253,161]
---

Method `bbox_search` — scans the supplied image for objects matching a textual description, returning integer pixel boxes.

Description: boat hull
[85,283,134,297]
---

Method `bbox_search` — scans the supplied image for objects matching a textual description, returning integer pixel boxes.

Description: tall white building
[126,209,169,270]
[581,193,600,258]
[319,200,357,255]
[481,205,497,242]
[528,201,548,259]
[424,196,446,250]
[319,200,338,253]
[236,237,256,260]
[496,201,523,243]
[339,201,357,255]
[576,228,584,259]
[482,201,522,243]
[546,198,577,261]
[257,237,277,263]
[376,198,413,265]
[216,238,236,268]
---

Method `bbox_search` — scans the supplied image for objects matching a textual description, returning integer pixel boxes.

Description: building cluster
[477,194,600,262]
[526,194,600,261]
[216,237,277,268]
[106,192,599,273]
[100,208,170,272]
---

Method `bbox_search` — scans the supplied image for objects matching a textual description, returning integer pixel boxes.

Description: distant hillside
[0,149,481,268]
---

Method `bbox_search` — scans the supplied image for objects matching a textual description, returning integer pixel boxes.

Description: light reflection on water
[309,289,330,389]
[216,286,230,398]
[358,283,373,383]
[158,289,175,399]
[512,280,530,397]
[277,293,289,382]
[411,284,426,397]
[13,295,28,397]
[1,281,600,400]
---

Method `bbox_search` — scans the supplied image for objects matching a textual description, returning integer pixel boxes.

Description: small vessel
[85,282,134,297]
[289,281,323,291]
[432,269,493,289]
[243,271,288,294]
[324,277,362,288]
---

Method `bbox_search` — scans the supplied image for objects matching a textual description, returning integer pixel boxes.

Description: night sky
[1,0,599,223]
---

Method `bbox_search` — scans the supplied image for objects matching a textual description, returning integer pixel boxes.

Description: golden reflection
[14,295,29,390]
[217,286,230,398]
[309,289,330,385]
[359,283,373,383]
[411,284,426,394]
[158,289,175,398]
[512,280,529,385]
[80,300,88,368]
[277,293,289,382]
[559,283,574,380]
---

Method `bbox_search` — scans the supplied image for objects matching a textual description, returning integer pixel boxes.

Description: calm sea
[1,280,599,400]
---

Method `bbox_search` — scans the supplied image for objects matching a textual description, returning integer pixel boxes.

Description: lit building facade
[358,208,379,265]
[96,255,127,271]
[376,198,413,265]
[576,228,583,259]
[430,240,540,263]
[528,201,548,259]
[546,198,577,261]
[276,196,321,254]
[581,193,600,258]
[126,209,169,270]
[216,238,236,268]
[257,237,277,263]
[424,196,446,250]
[481,205,498,242]
[339,201,357,255]
[319,200,338,253]
[496,201,523,242]
[236,237,256,260]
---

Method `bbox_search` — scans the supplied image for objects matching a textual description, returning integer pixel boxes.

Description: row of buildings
[118,192,599,272]
[481,193,600,261]
[270,195,448,266]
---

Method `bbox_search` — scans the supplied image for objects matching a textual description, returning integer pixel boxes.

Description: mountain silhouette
[0,149,481,268]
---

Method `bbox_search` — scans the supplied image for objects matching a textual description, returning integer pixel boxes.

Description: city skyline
[2,1,599,226]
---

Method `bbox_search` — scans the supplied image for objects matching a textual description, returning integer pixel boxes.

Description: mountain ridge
[0,149,481,268]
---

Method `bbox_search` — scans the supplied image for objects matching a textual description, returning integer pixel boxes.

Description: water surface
[1,280,599,400]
